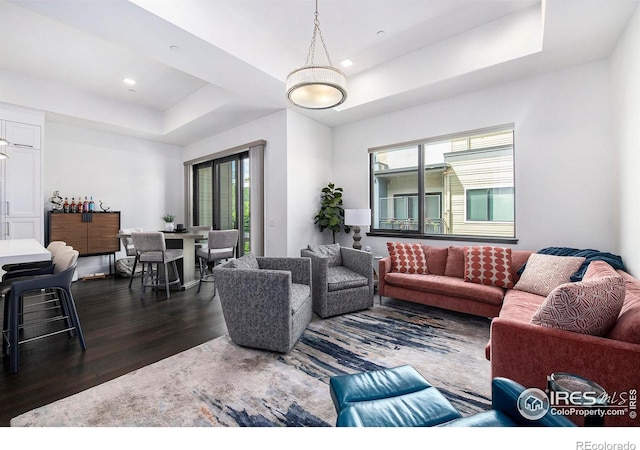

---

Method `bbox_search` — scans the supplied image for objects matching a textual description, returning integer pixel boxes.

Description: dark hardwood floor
[0,275,228,426]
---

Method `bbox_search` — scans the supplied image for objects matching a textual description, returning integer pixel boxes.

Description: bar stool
[2,248,85,373]
[197,229,239,294]
[131,232,184,299]
[119,228,144,288]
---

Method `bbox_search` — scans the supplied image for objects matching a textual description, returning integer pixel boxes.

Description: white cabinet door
[5,146,42,218]
[5,121,41,149]
[5,217,41,240]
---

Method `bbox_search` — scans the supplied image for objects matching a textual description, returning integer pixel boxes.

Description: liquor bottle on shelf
[70,198,77,213]
[89,196,95,212]
[83,196,89,213]
[78,196,83,213]
[63,198,69,213]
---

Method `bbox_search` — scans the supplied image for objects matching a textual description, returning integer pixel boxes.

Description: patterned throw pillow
[514,253,585,296]
[531,275,626,336]
[227,252,259,269]
[464,246,514,289]
[308,243,342,267]
[386,242,428,274]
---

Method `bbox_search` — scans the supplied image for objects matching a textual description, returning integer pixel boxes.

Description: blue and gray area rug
[11,300,492,427]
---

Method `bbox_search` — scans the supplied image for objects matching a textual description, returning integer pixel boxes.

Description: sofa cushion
[423,246,448,276]
[583,260,619,280]
[511,250,533,283]
[384,272,505,305]
[307,243,342,267]
[500,289,547,322]
[513,253,586,297]
[444,246,465,278]
[387,242,428,274]
[327,266,368,292]
[226,252,259,269]
[464,246,514,289]
[607,270,640,344]
[531,275,625,336]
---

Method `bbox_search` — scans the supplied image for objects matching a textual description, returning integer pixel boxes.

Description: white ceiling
[0,0,637,146]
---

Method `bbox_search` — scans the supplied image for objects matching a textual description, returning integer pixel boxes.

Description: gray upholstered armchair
[300,244,374,318]
[212,253,312,353]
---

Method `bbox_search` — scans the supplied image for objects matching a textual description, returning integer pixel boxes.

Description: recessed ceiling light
[123,78,136,86]
[377,30,385,37]
[341,59,353,68]
[169,45,181,52]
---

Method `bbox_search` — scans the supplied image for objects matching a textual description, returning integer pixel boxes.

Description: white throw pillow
[514,253,585,296]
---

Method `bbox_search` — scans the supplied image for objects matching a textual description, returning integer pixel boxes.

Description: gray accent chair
[212,254,312,353]
[301,244,374,318]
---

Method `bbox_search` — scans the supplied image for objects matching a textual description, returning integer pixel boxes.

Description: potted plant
[162,212,176,232]
[313,182,350,244]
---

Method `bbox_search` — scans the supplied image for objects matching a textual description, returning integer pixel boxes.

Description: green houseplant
[162,212,176,231]
[314,183,350,244]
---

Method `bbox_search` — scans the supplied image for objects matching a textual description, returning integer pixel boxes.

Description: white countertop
[0,239,50,265]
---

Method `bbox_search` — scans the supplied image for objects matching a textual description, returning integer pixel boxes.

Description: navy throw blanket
[517,247,626,282]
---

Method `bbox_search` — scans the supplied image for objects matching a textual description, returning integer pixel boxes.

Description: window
[466,187,514,222]
[370,125,515,240]
[193,153,250,254]
[185,140,265,256]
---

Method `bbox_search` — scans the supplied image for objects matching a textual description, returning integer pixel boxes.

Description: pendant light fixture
[286,0,347,109]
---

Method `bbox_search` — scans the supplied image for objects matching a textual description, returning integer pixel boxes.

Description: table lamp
[344,209,371,250]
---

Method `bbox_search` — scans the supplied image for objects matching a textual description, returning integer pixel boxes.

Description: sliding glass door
[193,152,250,256]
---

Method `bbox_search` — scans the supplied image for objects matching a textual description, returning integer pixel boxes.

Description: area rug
[11,300,492,427]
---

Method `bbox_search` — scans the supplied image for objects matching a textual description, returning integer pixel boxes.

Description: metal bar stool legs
[140,261,182,300]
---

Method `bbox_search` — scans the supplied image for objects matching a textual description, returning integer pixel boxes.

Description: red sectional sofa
[379,245,640,426]
[488,260,640,427]
[378,245,532,318]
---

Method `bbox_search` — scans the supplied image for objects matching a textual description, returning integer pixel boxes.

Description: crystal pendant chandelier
[286,0,347,109]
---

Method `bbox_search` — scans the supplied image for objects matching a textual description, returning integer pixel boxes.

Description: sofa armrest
[378,257,392,295]
[490,317,640,426]
[300,249,328,300]
[213,267,292,319]
[340,247,373,281]
[257,257,311,286]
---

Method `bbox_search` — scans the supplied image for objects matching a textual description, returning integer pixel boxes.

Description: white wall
[333,61,617,259]
[286,110,333,255]
[183,111,288,256]
[44,122,183,276]
[612,4,640,275]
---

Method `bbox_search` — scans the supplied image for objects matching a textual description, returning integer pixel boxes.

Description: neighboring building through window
[370,125,515,239]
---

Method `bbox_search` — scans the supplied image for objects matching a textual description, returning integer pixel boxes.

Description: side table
[548,372,608,426]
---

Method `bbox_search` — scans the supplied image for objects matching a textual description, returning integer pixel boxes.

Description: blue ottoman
[329,365,462,427]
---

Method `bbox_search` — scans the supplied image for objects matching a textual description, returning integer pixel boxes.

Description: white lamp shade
[286,66,347,109]
[344,209,371,226]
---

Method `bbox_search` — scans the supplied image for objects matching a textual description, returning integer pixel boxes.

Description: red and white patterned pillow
[531,275,625,336]
[386,242,428,275]
[464,246,514,289]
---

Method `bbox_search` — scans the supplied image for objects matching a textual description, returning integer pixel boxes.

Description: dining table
[0,238,51,270]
